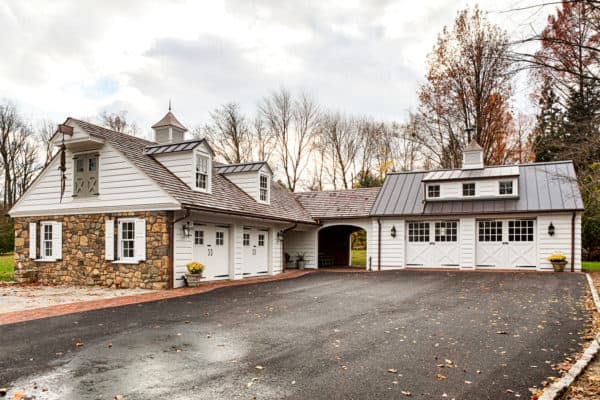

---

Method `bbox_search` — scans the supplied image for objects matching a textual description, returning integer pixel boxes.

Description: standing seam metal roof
[371,161,584,216]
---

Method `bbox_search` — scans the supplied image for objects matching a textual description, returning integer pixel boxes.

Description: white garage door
[193,224,230,280]
[405,221,460,268]
[476,219,536,269]
[242,228,269,276]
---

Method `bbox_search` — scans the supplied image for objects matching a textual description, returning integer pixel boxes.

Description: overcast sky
[1,0,552,138]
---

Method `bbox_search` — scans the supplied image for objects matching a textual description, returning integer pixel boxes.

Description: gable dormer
[216,162,272,204]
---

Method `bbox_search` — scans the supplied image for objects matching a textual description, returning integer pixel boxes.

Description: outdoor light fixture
[548,222,555,237]
[182,221,192,238]
[390,225,397,238]
[277,232,285,241]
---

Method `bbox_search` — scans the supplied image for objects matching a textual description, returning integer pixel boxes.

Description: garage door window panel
[258,234,265,246]
[478,221,503,242]
[509,220,534,242]
[216,231,225,246]
[194,230,204,245]
[435,221,457,242]
[408,222,430,242]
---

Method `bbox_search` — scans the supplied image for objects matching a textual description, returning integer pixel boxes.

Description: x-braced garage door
[405,221,460,268]
[476,219,537,269]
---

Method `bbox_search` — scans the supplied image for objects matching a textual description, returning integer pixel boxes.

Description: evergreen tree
[532,77,563,162]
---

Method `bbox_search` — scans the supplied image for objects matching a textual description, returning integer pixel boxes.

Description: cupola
[151,103,187,144]
[462,139,484,170]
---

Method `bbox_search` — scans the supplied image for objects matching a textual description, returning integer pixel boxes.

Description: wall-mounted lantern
[390,225,397,238]
[548,222,555,237]
[182,221,192,238]
[277,232,285,241]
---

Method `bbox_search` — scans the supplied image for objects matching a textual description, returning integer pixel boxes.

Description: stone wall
[13,211,173,289]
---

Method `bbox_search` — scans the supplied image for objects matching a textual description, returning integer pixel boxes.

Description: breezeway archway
[318,222,370,269]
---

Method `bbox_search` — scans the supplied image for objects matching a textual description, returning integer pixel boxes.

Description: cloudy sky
[1,0,551,139]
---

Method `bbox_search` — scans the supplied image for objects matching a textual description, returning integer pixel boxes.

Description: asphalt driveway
[0,271,589,399]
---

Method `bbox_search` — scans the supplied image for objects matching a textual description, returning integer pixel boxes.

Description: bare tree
[98,110,137,134]
[260,88,319,191]
[198,102,252,164]
[320,112,360,189]
[251,115,275,163]
[37,119,57,166]
[0,102,21,208]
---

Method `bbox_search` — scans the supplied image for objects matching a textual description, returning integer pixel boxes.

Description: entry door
[242,228,269,276]
[476,219,536,268]
[193,224,230,279]
[406,221,460,267]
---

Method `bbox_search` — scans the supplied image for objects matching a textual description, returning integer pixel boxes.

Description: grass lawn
[583,261,600,271]
[351,249,366,267]
[0,253,14,281]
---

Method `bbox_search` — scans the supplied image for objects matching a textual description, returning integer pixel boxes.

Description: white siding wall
[284,230,317,269]
[10,143,178,217]
[537,213,581,271]
[379,219,404,269]
[431,177,519,201]
[232,223,244,280]
[459,217,475,268]
[225,171,259,200]
[173,219,193,287]
[271,227,283,275]
[153,151,193,188]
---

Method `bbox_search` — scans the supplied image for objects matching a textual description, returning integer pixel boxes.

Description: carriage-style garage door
[193,224,230,280]
[405,221,460,268]
[242,227,269,276]
[476,219,537,269]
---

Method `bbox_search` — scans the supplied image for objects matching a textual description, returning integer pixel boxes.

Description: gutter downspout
[377,218,382,271]
[571,212,576,273]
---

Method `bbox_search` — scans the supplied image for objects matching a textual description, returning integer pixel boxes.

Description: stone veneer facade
[13,211,173,289]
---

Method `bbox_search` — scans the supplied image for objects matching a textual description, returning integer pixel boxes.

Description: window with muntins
[478,221,503,242]
[427,185,440,198]
[462,183,475,197]
[73,154,99,197]
[216,231,224,246]
[259,174,269,202]
[194,230,204,245]
[499,181,513,195]
[43,223,53,258]
[408,222,430,242]
[508,220,534,242]
[258,234,265,246]
[120,221,135,259]
[243,233,250,246]
[195,154,209,190]
[435,221,457,242]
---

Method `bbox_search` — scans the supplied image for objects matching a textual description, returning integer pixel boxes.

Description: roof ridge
[295,187,381,195]
[386,160,575,176]
[70,118,156,145]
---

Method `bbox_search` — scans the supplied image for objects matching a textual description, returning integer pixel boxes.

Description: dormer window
[195,154,210,191]
[462,183,475,197]
[499,181,513,195]
[259,174,269,202]
[427,184,440,198]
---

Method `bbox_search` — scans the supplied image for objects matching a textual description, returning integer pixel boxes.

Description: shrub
[547,253,567,262]
[186,262,205,274]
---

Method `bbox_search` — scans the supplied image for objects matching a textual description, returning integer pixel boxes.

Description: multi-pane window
[195,154,209,190]
[258,234,265,247]
[462,183,475,197]
[216,231,224,246]
[194,230,204,245]
[508,220,534,242]
[243,233,250,246]
[73,154,99,197]
[408,222,430,242]
[43,223,53,258]
[478,221,503,242]
[259,174,269,202]
[427,185,440,198]
[499,181,513,195]
[120,221,135,259]
[435,221,457,242]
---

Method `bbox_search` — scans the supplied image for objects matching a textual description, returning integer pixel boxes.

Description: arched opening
[318,225,367,268]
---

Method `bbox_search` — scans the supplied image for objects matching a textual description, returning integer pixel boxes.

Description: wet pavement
[0,270,589,399]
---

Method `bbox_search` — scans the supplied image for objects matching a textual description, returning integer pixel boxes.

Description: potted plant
[185,261,205,287]
[296,253,306,270]
[547,253,568,272]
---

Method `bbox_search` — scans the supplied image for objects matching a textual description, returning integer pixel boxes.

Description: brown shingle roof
[151,111,187,131]
[295,187,381,219]
[70,118,316,224]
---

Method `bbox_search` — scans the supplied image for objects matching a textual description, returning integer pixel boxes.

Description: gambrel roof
[70,119,315,224]
[371,161,584,216]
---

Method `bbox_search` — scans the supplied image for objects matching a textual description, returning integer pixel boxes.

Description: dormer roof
[464,139,483,151]
[143,138,214,155]
[151,111,187,131]
[216,161,273,175]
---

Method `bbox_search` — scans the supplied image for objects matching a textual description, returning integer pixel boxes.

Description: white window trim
[462,182,476,197]
[35,221,60,262]
[193,151,212,193]
[499,180,514,196]
[427,184,440,198]
[258,173,270,204]
[116,218,139,264]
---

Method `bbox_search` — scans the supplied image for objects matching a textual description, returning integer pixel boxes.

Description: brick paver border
[0,270,313,326]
